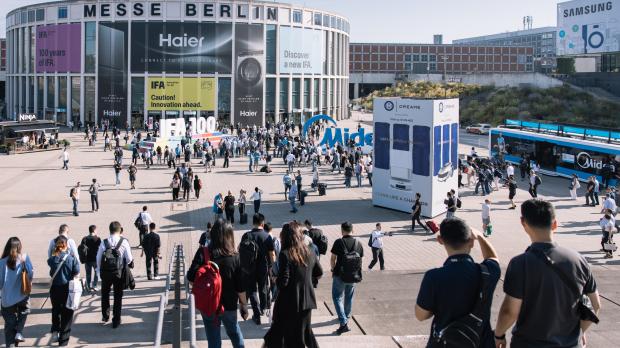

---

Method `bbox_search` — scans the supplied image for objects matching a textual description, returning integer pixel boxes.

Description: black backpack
[339,239,362,283]
[535,176,542,185]
[77,239,88,264]
[456,198,462,209]
[100,238,125,280]
[239,233,259,276]
[69,188,74,198]
[430,264,490,348]
[308,229,328,255]
[368,234,375,248]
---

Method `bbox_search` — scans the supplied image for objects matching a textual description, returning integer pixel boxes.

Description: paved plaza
[1,113,619,347]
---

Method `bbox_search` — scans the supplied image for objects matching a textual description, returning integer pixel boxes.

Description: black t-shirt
[199,231,210,247]
[81,235,101,263]
[330,236,364,279]
[412,200,422,216]
[504,242,597,348]
[446,197,456,212]
[142,232,161,255]
[306,228,323,244]
[243,229,275,273]
[416,255,501,348]
[224,195,235,210]
[187,248,244,311]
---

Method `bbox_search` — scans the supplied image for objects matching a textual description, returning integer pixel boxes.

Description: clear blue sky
[0,0,563,42]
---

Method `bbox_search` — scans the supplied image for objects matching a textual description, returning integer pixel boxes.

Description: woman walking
[264,221,323,348]
[170,173,181,201]
[187,219,248,348]
[238,189,247,217]
[569,174,580,200]
[47,235,80,346]
[0,237,33,347]
[193,175,202,200]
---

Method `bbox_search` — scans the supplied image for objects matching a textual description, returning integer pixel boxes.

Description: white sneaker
[14,333,25,343]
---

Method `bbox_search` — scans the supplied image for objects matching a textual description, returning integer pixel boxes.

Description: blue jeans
[1,300,29,347]
[201,310,244,348]
[115,172,121,185]
[356,174,362,187]
[85,261,98,289]
[331,276,356,326]
[72,199,78,216]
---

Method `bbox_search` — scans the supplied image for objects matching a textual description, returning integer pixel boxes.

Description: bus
[489,120,620,186]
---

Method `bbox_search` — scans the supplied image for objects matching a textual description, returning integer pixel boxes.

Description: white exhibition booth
[372,98,459,217]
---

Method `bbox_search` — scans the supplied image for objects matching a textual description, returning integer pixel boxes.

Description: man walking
[224,191,236,224]
[113,162,122,186]
[444,191,456,218]
[282,171,292,200]
[412,193,429,232]
[97,221,134,328]
[89,179,100,212]
[494,199,600,348]
[48,224,81,263]
[60,148,69,170]
[415,218,500,347]
[70,182,80,216]
[141,222,161,280]
[529,170,541,198]
[80,225,101,293]
[331,222,364,334]
[212,192,224,220]
[288,180,298,213]
[135,206,153,248]
[368,223,391,271]
[239,214,276,324]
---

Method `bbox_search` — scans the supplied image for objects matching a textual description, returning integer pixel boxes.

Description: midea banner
[131,22,233,73]
[279,27,324,74]
[557,0,620,55]
[147,78,216,111]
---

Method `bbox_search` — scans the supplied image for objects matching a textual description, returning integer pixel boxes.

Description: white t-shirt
[603,198,617,213]
[600,218,614,232]
[482,203,491,219]
[250,191,262,201]
[286,153,296,164]
[370,230,385,249]
[506,165,514,177]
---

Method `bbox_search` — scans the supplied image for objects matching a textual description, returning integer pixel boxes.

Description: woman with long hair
[47,235,80,346]
[0,237,33,346]
[187,219,248,348]
[264,221,323,348]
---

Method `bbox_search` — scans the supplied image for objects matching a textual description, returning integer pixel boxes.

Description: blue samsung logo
[303,114,373,148]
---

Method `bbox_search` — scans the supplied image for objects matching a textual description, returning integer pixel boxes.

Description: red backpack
[192,248,224,317]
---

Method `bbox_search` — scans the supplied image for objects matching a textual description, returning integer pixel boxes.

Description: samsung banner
[98,22,128,123]
[279,27,324,74]
[36,24,81,73]
[557,0,620,55]
[234,23,264,127]
[372,98,459,217]
[131,22,233,73]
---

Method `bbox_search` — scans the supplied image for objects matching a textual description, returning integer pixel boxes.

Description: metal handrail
[154,243,178,347]
[189,294,197,348]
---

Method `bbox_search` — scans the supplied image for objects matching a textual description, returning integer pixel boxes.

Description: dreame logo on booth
[303,114,373,148]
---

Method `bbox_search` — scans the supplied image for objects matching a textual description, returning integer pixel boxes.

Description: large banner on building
[279,27,324,74]
[372,98,459,217]
[98,22,128,123]
[131,22,233,73]
[147,77,215,111]
[35,24,81,73]
[557,0,620,55]
[234,23,264,127]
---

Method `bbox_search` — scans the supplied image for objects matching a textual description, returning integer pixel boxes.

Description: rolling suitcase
[239,213,248,225]
[425,220,439,234]
[318,183,327,196]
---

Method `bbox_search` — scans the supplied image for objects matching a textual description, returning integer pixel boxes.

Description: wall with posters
[147,77,215,111]
[35,24,81,73]
[234,23,264,127]
[131,22,233,73]
[557,0,620,55]
[372,98,459,217]
[98,22,128,123]
[279,27,324,74]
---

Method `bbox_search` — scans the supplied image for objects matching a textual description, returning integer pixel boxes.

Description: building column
[353,82,359,99]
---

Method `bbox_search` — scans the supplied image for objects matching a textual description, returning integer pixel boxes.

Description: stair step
[221,335,400,348]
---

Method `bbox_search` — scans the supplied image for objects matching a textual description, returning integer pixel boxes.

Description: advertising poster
[234,23,264,127]
[35,24,81,73]
[131,22,233,73]
[279,27,324,74]
[372,98,459,217]
[557,0,620,55]
[98,22,128,124]
[147,77,215,111]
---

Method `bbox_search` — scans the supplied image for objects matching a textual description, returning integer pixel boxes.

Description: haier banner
[372,98,459,217]
[279,27,324,74]
[557,0,620,55]
[98,22,128,123]
[131,22,233,73]
[234,23,264,127]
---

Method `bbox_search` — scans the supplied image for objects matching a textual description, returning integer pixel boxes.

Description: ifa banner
[279,27,324,74]
[147,77,216,111]
[35,24,81,73]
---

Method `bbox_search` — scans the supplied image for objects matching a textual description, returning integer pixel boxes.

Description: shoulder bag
[20,255,31,296]
[529,248,599,324]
